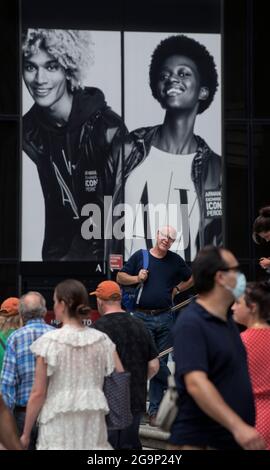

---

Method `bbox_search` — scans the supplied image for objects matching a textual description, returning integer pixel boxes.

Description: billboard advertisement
[21,23,221,264]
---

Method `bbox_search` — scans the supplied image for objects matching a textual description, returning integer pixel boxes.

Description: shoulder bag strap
[135,249,149,305]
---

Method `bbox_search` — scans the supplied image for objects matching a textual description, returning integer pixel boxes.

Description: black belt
[14,405,27,412]
[136,307,169,315]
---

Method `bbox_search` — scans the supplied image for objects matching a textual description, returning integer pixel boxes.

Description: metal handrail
[158,347,173,358]
[157,294,197,359]
[170,294,197,313]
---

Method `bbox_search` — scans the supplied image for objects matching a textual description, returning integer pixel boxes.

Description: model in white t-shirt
[123,35,222,262]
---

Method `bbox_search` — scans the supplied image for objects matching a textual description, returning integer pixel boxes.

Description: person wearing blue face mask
[223,270,247,300]
[168,245,265,450]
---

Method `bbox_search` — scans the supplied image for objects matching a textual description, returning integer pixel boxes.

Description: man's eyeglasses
[159,231,176,242]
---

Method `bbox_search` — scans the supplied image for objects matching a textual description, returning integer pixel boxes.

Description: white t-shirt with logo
[124,145,199,261]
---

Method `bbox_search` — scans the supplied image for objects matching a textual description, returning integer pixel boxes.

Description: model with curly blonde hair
[23,29,94,91]
[22,28,127,261]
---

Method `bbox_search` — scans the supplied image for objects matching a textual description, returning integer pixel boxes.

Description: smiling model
[121,35,222,261]
[22,29,127,261]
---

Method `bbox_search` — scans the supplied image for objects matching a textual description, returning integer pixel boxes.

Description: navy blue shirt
[120,250,191,309]
[169,301,255,449]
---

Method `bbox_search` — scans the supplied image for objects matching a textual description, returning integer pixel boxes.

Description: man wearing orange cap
[91,280,159,450]
[0,298,20,316]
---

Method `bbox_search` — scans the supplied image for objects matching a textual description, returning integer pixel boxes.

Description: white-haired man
[117,225,193,425]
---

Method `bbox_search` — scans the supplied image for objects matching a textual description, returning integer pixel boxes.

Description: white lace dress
[30,324,115,450]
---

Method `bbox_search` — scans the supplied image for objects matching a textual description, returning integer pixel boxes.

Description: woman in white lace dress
[20,279,123,450]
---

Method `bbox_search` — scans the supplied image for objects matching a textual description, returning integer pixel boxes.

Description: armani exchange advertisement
[21,29,222,263]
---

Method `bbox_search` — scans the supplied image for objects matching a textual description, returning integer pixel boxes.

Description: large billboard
[21,26,222,264]
[22,30,122,262]
[123,32,221,261]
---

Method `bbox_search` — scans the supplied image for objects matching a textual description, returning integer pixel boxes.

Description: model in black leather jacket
[111,35,222,259]
[23,86,127,261]
[131,126,220,247]
[110,126,222,258]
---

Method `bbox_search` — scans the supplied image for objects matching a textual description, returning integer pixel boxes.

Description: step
[142,360,175,449]
[139,423,170,450]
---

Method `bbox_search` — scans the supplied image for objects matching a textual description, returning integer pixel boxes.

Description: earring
[200,87,209,99]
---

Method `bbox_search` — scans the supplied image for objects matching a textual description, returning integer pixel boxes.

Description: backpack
[121,249,149,312]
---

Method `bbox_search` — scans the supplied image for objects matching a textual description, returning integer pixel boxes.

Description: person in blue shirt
[117,225,193,425]
[169,245,265,450]
[1,291,53,449]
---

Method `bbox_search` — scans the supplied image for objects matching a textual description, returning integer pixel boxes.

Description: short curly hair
[22,29,94,90]
[149,35,218,114]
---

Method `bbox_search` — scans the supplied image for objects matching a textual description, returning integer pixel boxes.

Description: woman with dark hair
[121,34,221,261]
[253,206,270,272]
[20,279,123,450]
[232,281,270,450]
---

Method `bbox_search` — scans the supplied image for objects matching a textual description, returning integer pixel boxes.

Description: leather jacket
[110,126,222,257]
[23,87,127,261]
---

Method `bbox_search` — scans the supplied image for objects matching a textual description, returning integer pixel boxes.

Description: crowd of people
[0,217,269,451]
[22,28,221,263]
[0,25,269,452]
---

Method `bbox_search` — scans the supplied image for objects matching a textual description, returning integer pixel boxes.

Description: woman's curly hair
[22,29,94,90]
[149,34,218,114]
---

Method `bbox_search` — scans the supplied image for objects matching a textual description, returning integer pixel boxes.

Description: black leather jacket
[111,126,222,256]
[23,87,127,261]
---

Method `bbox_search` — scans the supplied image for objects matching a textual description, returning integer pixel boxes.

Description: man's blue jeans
[133,310,173,417]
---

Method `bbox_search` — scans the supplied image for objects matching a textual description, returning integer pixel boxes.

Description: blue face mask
[227,272,247,300]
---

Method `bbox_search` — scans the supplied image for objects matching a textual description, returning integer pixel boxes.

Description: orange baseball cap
[0,297,20,316]
[89,281,121,300]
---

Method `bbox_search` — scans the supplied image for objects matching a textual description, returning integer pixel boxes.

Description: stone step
[139,423,170,450]
[141,359,175,449]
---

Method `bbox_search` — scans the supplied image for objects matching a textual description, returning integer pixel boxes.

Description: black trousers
[13,409,38,450]
[108,412,142,450]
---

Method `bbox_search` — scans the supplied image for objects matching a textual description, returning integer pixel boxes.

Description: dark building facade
[0,0,269,308]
